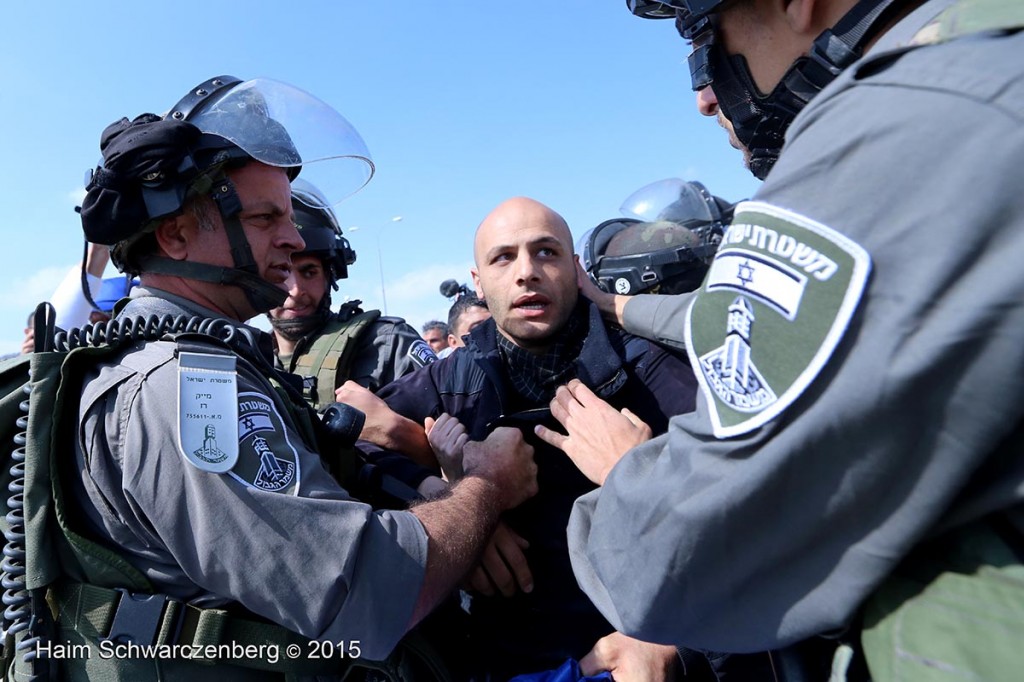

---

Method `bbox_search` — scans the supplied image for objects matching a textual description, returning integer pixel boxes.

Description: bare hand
[580,632,679,682]
[535,379,652,486]
[336,381,437,467]
[462,427,537,510]
[20,327,34,355]
[463,522,533,597]
[577,260,626,325]
[424,413,469,481]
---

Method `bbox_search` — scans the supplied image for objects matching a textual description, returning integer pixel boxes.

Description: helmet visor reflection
[188,78,374,207]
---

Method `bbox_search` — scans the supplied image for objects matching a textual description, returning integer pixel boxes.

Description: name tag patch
[177,352,239,473]
[686,201,871,438]
[230,391,301,494]
[408,339,437,368]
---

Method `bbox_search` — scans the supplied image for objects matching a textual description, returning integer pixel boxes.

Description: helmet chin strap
[709,0,907,179]
[137,175,289,315]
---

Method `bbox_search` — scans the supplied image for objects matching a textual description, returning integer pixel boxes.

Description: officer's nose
[696,86,719,117]
[285,270,301,298]
[279,215,305,254]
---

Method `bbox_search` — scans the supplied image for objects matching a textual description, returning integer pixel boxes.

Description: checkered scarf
[496,304,587,405]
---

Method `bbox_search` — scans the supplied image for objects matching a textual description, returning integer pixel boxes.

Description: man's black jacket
[374,299,698,674]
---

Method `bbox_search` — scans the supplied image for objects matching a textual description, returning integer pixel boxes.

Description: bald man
[367,197,701,679]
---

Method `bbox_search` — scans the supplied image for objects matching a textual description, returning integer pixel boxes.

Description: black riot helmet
[80,75,374,313]
[290,179,357,287]
[580,179,734,295]
[627,0,907,179]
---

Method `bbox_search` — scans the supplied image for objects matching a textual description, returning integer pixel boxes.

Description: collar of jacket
[465,296,631,401]
[121,286,285,383]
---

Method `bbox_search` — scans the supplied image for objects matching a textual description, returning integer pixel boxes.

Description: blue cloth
[95,276,138,312]
[510,658,613,682]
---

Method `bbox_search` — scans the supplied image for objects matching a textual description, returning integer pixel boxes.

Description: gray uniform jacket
[569,0,1024,654]
[70,287,428,660]
[347,317,436,394]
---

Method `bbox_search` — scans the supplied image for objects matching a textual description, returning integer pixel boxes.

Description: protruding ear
[153,215,190,260]
[784,0,820,35]
[471,267,485,301]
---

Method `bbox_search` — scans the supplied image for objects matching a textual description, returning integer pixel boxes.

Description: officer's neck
[141,273,253,322]
[274,332,298,356]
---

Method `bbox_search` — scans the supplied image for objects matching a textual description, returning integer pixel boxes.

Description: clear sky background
[0,1,760,355]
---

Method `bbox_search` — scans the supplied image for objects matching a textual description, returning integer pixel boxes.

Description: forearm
[369,412,438,469]
[85,243,111,278]
[619,293,693,350]
[407,474,504,626]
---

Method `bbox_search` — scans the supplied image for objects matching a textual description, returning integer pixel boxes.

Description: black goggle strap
[207,177,290,310]
[136,175,289,312]
[207,178,258,277]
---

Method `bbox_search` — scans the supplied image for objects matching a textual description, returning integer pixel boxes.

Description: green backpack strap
[292,310,381,409]
[28,345,153,596]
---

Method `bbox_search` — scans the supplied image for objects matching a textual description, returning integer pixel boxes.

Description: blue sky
[0,1,760,354]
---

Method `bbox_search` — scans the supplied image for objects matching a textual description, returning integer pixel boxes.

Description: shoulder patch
[407,339,437,368]
[177,352,239,473]
[685,201,871,438]
[229,391,301,495]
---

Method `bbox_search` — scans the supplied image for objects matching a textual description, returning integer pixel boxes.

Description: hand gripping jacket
[0,308,452,681]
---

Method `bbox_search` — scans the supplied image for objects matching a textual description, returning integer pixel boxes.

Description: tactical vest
[0,310,450,681]
[290,310,381,410]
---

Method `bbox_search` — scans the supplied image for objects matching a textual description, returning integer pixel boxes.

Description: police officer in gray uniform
[60,75,537,680]
[269,179,435,406]
[539,0,1024,679]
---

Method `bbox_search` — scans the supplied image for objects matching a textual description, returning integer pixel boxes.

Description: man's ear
[153,215,190,261]
[471,268,485,300]
[784,0,819,35]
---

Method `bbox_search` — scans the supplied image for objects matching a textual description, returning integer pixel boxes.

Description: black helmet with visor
[580,179,734,295]
[80,75,374,313]
[290,179,357,287]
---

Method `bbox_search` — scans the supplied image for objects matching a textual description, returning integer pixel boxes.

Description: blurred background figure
[435,279,490,359]
[421,319,450,355]
[444,294,490,355]
[269,180,435,408]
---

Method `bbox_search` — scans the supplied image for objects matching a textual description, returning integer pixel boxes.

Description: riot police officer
[23,75,537,681]
[547,1,1024,680]
[268,180,435,408]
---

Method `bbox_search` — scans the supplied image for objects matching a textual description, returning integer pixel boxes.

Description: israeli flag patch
[177,352,239,473]
[686,201,871,438]
[230,392,301,495]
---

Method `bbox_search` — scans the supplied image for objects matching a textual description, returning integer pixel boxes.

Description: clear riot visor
[619,178,720,225]
[627,0,723,21]
[186,78,375,208]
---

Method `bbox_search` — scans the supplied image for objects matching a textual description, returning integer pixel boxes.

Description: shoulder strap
[292,311,382,408]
